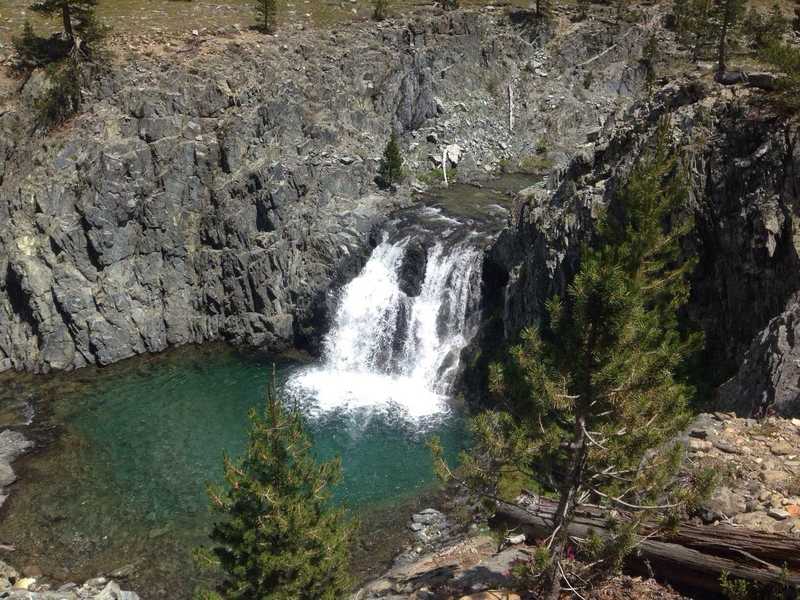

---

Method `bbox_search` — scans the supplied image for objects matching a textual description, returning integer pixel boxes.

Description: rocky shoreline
[0,429,140,599]
[0,563,139,600]
[0,431,32,512]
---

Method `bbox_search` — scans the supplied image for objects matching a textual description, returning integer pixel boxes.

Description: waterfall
[286,235,483,419]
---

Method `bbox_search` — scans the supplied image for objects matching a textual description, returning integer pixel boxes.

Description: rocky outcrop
[477,66,800,414]
[0,7,653,373]
[718,294,800,417]
[0,563,139,600]
[356,533,688,600]
[682,412,800,535]
[0,429,32,510]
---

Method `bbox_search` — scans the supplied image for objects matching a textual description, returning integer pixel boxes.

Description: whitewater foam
[286,235,483,421]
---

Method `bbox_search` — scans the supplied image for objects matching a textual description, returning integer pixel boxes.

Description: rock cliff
[0,7,653,373]
[478,67,800,415]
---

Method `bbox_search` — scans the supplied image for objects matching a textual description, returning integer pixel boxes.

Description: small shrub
[535,139,548,155]
[253,0,278,33]
[441,0,459,9]
[486,74,502,98]
[759,41,800,115]
[518,154,554,174]
[641,32,658,88]
[418,168,448,186]
[511,544,551,589]
[378,132,404,188]
[785,473,800,497]
[720,568,798,600]
[744,4,788,50]
[35,60,82,129]
[372,0,388,21]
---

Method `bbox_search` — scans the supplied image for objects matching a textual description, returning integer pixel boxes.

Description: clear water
[0,346,467,597]
[0,175,536,597]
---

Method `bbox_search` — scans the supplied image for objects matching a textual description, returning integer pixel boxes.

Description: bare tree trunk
[544,416,588,600]
[62,1,74,39]
[496,500,800,594]
[717,17,729,72]
[507,83,514,132]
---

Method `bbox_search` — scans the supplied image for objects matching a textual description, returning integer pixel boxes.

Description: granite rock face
[0,8,653,373]
[719,295,800,416]
[475,70,800,415]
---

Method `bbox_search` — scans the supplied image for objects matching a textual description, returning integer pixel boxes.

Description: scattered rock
[682,414,800,535]
[760,470,785,486]
[444,144,463,166]
[688,439,712,451]
[21,565,42,578]
[504,533,526,545]
[770,441,794,456]
[109,563,137,580]
[0,463,16,487]
[705,487,746,518]
[13,577,36,590]
[0,430,33,464]
[768,508,790,520]
[713,440,741,454]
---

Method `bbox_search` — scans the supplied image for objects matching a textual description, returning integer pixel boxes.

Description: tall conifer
[30,0,99,41]
[200,375,353,600]
[254,0,278,33]
[378,133,404,188]
[432,120,713,599]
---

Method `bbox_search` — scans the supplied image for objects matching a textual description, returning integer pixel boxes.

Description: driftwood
[495,499,800,594]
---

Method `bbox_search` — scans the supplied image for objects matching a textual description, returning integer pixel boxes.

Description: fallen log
[494,499,800,594]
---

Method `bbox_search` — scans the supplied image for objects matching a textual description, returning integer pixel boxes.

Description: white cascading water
[286,236,483,419]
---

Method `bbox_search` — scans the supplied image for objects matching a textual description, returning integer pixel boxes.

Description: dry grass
[0,0,536,46]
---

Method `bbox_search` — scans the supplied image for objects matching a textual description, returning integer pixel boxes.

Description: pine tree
[432,120,713,599]
[715,0,746,72]
[535,0,552,21]
[672,0,690,38]
[760,40,800,115]
[254,0,278,33]
[794,0,800,33]
[743,3,789,50]
[378,133,403,188]
[641,32,659,89]
[372,0,389,21]
[30,0,98,41]
[674,0,718,61]
[35,57,82,128]
[199,374,354,600]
